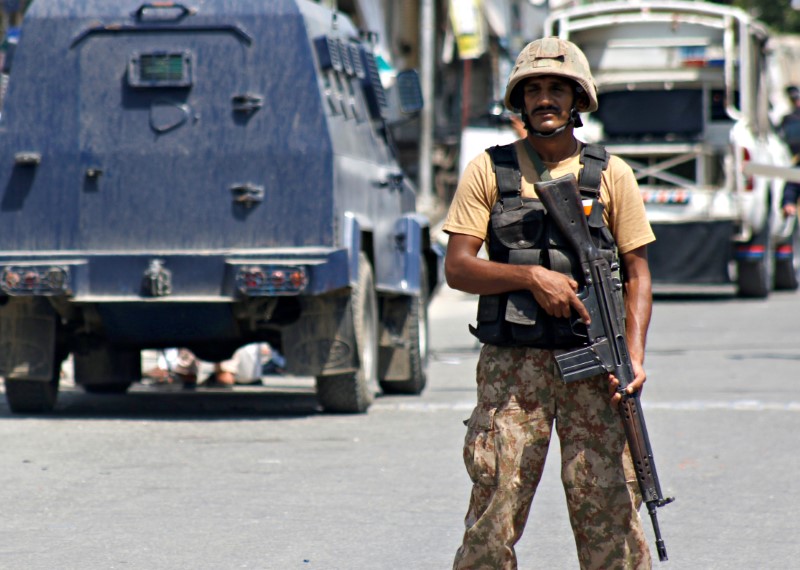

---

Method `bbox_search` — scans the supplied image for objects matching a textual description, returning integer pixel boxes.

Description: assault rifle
[535,173,674,562]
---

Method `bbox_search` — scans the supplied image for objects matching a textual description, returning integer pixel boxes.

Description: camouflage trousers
[453,344,652,570]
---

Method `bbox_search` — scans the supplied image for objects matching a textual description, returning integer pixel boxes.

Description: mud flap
[0,298,56,381]
[281,293,359,377]
[377,295,413,380]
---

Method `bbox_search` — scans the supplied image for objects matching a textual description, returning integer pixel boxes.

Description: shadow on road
[0,377,432,421]
[653,283,738,302]
[0,381,325,421]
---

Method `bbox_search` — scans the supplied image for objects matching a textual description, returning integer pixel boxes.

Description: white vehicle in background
[546,0,798,297]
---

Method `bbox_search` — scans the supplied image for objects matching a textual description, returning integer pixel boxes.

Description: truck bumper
[0,248,351,301]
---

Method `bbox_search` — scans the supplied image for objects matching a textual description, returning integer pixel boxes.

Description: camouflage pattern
[453,344,651,570]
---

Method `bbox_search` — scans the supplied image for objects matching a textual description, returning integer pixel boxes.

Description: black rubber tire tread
[774,259,799,290]
[737,259,771,298]
[737,218,773,298]
[774,221,800,290]
[316,253,378,413]
[83,383,132,395]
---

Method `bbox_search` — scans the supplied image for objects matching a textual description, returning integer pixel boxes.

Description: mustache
[531,105,561,114]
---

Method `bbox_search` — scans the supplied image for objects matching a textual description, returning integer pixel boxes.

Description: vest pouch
[490,200,545,256]
[505,249,542,327]
[470,294,510,345]
[503,249,550,345]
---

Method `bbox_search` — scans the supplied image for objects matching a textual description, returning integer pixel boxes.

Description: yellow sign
[450,0,486,60]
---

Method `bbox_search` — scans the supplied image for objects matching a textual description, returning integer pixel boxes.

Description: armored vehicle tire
[380,261,429,395]
[774,222,800,291]
[4,377,60,414]
[316,253,379,413]
[83,383,132,395]
[73,346,141,393]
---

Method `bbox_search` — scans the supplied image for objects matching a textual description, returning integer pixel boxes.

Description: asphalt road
[1,282,799,569]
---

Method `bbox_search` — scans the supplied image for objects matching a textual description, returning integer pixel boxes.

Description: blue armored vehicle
[0,0,440,413]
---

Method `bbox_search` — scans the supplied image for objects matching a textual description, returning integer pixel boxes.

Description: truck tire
[737,225,773,298]
[380,261,429,395]
[316,253,378,413]
[737,258,771,298]
[774,221,800,291]
[4,376,60,414]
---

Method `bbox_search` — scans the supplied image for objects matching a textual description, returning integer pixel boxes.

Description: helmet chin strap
[526,107,583,138]
[529,121,572,139]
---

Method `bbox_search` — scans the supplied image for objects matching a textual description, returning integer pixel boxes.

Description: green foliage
[710,0,800,33]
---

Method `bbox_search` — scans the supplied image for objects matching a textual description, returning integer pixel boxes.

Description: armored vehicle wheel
[4,377,60,414]
[316,253,378,413]
[380,261,429,395]
[774,221,800,291]
[83,383,132,395]
[73,346,141,394]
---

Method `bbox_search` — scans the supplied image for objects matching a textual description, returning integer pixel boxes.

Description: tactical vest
[469,142,620,349]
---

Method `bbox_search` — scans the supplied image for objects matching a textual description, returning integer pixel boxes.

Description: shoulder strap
[578,143,610,199]
[487,144,523,211]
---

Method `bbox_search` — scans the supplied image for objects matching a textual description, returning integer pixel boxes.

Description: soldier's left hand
[607,360,646,406]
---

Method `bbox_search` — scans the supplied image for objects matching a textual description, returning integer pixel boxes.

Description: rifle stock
[536,174,674,562]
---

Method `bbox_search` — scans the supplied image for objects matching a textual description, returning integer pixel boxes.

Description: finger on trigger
[573,297,591,325]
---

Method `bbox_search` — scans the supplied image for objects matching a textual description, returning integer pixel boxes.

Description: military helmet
[504,37,598,113]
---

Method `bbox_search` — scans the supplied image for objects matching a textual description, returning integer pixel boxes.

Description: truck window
[594,90,702,140]
[128,51,193,88]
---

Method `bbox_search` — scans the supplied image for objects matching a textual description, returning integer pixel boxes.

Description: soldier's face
[522,76,575,132]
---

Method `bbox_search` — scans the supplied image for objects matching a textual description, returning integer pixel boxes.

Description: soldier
[780,86,800,218]
[443,37,656,569]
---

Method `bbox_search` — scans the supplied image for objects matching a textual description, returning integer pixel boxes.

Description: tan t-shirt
[443,139,655,255]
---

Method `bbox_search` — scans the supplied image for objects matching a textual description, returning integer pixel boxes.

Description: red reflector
[737,245,765,253]
[289,270,306,288]
[244,270,263,289]
[23,271,39,289]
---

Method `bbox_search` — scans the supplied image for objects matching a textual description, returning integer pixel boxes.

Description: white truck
[545,0,798,297]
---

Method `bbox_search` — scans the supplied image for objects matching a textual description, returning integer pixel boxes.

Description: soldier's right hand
[528,266,591,324]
